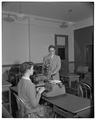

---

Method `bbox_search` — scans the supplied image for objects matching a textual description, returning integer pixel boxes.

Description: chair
[13,93,51,118]
[2,105,13,118]
[13,93,39,118]
[78,82,92,99]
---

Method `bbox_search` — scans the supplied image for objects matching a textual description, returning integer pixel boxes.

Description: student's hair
[20,62,34,76]
[48,45,56,51]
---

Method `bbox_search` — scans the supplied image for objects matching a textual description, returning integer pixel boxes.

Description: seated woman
[17,62,46,117]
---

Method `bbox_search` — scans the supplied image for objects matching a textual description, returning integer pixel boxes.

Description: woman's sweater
[17,77,41,111]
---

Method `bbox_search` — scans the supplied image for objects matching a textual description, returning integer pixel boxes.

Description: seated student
[17,62,46,117]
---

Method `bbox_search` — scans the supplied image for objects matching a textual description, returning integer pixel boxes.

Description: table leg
[69,81,71,88]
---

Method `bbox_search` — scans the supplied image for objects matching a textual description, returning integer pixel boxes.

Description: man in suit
[43,45,61,80]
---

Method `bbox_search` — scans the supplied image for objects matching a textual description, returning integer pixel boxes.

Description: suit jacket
[43,55,61,80]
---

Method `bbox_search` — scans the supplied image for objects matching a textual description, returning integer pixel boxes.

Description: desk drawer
[53,105,75,118]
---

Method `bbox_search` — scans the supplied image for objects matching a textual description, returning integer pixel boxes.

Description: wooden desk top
[10,86,18,93]
[65,74,80,78]
[2,80,11,87]
[42,94,91,114]
[2,81,12,91]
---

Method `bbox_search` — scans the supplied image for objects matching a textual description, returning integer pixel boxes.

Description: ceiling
[2,2,94,23]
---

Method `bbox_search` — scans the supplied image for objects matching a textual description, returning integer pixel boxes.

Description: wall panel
[2,21,29,65]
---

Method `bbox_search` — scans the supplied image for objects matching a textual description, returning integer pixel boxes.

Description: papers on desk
[49,80,61,84]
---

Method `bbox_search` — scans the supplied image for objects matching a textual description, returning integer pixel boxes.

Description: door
[55,35,68,77]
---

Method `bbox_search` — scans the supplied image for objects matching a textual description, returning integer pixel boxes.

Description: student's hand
[39,87,45,94]
[51,71,56,76]
[36,87,41,92]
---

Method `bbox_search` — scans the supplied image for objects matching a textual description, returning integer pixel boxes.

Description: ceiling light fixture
[3,14,15,22]
[2,2,15,23]
[59,9,73,28]
[15,2,27,21]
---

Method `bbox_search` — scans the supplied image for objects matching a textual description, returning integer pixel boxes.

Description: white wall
[2,15,94,82]
[2,21,29,65]
[29,16,94,63]
[30,25,54,63]
[68,29,74,62]
[2,18,72,64]
[2,16,93,65]
[30,22,71,63]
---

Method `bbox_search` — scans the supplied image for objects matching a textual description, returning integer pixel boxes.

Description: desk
[42,94,92,118]
[2,81,12,115]
[10,86,93,118]
[10,86,18,93]
[65,74,79,88]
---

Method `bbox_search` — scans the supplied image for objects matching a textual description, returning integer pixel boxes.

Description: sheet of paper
[49,80,61,84]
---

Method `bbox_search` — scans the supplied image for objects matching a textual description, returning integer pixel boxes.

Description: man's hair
[20,62,34,75]
[48,45,56,51]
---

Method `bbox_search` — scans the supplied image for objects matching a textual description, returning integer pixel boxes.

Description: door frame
[55,34,68,76]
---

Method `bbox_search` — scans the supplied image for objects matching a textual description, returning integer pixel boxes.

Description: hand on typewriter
[37,87,45,94]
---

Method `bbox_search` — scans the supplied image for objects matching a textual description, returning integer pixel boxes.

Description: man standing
[43,45,61,80]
